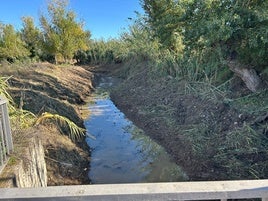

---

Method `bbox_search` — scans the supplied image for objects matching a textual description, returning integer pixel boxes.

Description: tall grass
[75,18,161,68]
[120,23,160,63]
[153,45,227,82]
[0,76,15,105]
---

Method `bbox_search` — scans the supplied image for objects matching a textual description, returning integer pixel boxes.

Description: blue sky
[0,0,143,39]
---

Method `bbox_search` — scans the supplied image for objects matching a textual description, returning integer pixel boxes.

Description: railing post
[0,96,13,174]
[0,124,4,166]
[0,97,13,154]
[3,101,13,154]
[0,122,7,162]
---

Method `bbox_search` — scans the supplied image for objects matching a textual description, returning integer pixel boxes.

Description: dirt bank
[0,63,94,186]
[110,64,268,180]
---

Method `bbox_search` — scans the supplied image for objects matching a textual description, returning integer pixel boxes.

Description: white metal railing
[0,96,13,174]
[0,180,268,200]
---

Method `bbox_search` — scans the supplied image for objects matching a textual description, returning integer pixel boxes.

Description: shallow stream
[85,76,187,184]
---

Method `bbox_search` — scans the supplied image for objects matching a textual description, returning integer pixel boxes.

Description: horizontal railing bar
[0,180,268,201]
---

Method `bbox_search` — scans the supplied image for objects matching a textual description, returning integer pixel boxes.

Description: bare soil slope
[0,63,94,186]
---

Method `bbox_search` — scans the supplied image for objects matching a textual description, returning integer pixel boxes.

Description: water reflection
[85,77,188,184]
[127,126,188,182]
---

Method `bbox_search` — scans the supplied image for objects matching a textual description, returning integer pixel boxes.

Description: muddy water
[85,77,188,184]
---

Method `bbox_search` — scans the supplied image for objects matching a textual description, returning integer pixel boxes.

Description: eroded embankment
[0,63,95,186]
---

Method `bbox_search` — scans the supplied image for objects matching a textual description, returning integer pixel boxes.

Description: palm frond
[0,76,15,105]
[35,112,85,141]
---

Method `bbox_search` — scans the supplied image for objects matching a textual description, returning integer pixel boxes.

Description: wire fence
[0,96,13,174]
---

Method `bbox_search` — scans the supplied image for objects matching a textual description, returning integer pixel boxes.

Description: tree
[141,0,184,53]
[141,0,268,92]
[182,0,268,91]
[40,0,90,64]
[0,23,30,62]
[182,0,268,67]
[21,16,42,59]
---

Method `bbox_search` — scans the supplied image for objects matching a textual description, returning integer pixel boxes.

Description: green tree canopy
[182,0,268,67]
[141,0,268,68]
[0,23,30,62]
[21,16,42,59]
[40,0,90,63]
[142,0,185,53]
[139,0,268,91]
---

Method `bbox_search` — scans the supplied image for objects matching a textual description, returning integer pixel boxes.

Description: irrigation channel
[85,76,188,184]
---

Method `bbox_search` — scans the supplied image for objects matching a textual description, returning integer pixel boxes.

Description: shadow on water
[85,76,188,184]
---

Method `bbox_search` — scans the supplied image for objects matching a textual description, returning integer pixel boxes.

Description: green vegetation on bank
[78,0,267,90]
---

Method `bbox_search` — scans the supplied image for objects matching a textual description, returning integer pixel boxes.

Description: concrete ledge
[0,180,268,201]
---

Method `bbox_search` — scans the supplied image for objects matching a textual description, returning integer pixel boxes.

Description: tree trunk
[227,60,262,92]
